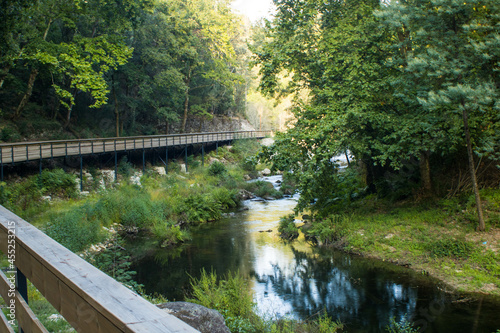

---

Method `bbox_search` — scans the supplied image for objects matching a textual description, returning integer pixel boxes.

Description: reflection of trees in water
[252,246,419,330]
[133,219,254,301]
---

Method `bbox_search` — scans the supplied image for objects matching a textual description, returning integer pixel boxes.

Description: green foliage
[244,181,283,199]
[83,237,143,292]
[428,237,474,259]
[188,269,257,333]
[208,161,228,176]
[385,316,418,333]
[152,222,191,248]
[0,169,76,218]
[177,193,222,223]
[118,156,134,178]
[45,209,103,252]
[278,214,299,240]
[305,215,351,246]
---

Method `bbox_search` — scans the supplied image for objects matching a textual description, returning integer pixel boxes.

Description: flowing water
[132,176,500,332]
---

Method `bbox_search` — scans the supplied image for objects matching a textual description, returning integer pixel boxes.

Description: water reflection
[132,196,500,332]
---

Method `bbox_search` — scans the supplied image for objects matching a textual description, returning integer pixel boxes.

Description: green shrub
[278,214,299,240]
[305,215,351,246]
[177,193,222,223]
[83,237,143,292]
[118,156,134,177]
[428,237,474,259]
[39,169,77,197]
[188,269,257,332]
[245,181,283,199]
[152,222,190,248]
[45,209,103,252]
[208,161,227,176]
[385,315,418,333]
[212,187,239,209]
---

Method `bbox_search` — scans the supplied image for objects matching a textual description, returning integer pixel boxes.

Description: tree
[377,0,500,230]
[255,0,403,214]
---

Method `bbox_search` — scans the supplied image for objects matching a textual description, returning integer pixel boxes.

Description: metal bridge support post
[216,141,218,155]
[142,138,146,173]
[142,148,145,173]
[165,147,168,174]
[114,140,118,182]
[185,144,188,173]
[39,145,42,177]
[202,144,205,167]
[79,142,83,192]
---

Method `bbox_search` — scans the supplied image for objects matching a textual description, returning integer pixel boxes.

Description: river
[131,176,500,332]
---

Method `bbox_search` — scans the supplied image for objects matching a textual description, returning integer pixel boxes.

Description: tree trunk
[113,76,120,137]
[63,88,77,128]
[462,107,485,231]
[419,150,432,193]
[181,86,189,133]
[12,19,52,119]
[13,68,39,119]
[0,65,12,89]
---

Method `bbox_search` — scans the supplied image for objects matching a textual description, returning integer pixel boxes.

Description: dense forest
[0,0,279,140]
[255,0,500,230]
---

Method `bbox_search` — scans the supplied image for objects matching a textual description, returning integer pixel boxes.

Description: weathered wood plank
[14,291,48,333]
[0,310,15,333]
[0,206,199,333]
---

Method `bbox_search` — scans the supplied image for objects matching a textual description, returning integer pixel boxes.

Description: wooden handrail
[0,130,271,164]
[0,206,199,332]
[0,131,270,148]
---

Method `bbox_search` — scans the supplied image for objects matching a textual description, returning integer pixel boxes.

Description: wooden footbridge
[0,130,270,189]
[0,130,270,332]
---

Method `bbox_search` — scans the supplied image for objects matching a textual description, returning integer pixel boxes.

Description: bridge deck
[0,131,269,164]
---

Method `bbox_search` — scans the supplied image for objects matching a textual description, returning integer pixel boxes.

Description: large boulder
[157,302,230,333]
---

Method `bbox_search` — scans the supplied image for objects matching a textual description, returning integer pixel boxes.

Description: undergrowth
[188,269,344,333]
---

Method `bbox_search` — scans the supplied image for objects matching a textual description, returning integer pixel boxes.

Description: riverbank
[302,193,500,296]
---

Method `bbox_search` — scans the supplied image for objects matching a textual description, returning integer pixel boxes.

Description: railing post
[16,268,28,333]
[26,145,28,161]
[202,144,204,167]
[91,141,94,155]
[50,143,53,162]
[142,138,145,173]
[11,146,14,166]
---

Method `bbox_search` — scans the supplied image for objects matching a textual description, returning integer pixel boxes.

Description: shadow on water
[131,190,500,332]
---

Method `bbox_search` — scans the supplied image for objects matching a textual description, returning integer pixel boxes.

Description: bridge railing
[0,131,271,164]
[0,205,199,332]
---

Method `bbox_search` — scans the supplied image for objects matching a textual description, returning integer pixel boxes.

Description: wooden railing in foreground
[0,131,271,164]
[0,205,199,333]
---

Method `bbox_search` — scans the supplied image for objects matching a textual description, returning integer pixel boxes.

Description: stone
[180,164,188,173]
[153,166,167,176]
[157,302,230,333]
[261,168,271,176]
[130,171,143,186]
[238,189,255,200]
[41,195,52,201]
[101,170,116,183]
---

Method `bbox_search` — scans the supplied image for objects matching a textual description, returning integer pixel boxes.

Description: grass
[188,269,344,333]
[300,191,500,295]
